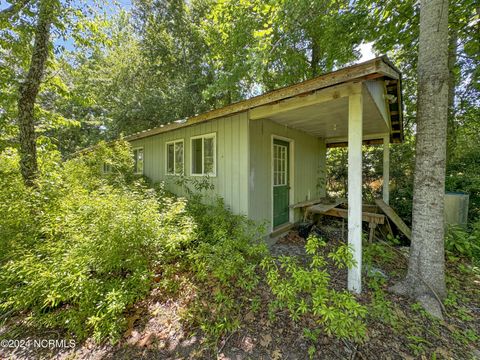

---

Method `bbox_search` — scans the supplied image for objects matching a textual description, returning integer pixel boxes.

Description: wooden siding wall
[130,113,250,215]
[249,118,326,230]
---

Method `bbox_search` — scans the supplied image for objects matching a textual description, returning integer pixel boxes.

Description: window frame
[190,132,217,177]
[102,162,112,174]
[132,147,144,175]
[165,139,184,176]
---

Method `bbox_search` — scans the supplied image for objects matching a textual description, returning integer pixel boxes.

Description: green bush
[445,223,480,262]
[167,194,268,341]
[0,148,37,262]
[0,142,195,342]
[0,141,269,344]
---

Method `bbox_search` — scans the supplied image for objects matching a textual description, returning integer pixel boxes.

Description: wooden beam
[270,222,294,238]
[347,91,363,294]
[326,139,384,148]
[368,223,377,243]
[376,60,400,80]
[383,81,393,132]
[304,198,346,213]
[249,83,358,120]
[325,132,390,144]
[307,207,385,225]
[362,204,379,213]
[290,198,324,209]
[375,199,412,240]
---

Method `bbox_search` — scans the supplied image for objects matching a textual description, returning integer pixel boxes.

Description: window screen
[133,148,144,174]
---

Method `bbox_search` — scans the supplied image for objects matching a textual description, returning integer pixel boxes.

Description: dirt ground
[1,221,479,360]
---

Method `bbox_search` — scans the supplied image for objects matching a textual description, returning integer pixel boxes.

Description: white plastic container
[444,192,469,227]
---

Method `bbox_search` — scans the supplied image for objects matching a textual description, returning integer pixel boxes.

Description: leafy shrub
[171,195,268,341]
[261,235,367,343]
[445,223,480,262]
[0,141,270,344]
[0,142,195,342]
[0,148,37,262]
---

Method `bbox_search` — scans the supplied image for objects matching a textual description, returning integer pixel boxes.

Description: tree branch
[0,0,32,20]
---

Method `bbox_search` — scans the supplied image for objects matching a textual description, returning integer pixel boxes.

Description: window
[191,133,216,176]
[133,148,144,174]
[166,140,184,175]
[102,162,112,174]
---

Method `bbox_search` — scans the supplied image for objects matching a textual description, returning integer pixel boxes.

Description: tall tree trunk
[391,0,449,318]
[18,0,53,186]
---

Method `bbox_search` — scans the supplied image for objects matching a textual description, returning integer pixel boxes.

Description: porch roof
[125,56,403,145]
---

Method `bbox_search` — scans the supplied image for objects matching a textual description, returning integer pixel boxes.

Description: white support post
[347,90,363,294]
[383,135,390,205]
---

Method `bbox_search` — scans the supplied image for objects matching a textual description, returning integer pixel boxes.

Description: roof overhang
[125,56,403,144]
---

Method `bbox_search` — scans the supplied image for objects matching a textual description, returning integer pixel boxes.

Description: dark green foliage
[388,136,416,225]
[445,224,480,262]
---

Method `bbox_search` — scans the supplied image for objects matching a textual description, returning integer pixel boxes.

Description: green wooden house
[126,56,404,293]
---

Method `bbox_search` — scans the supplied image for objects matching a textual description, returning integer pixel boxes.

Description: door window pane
[273,144,287,186]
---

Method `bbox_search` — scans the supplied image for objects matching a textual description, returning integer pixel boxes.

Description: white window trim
[165,139,184,176]
[132,147,144,175]
[190,132,217,177]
